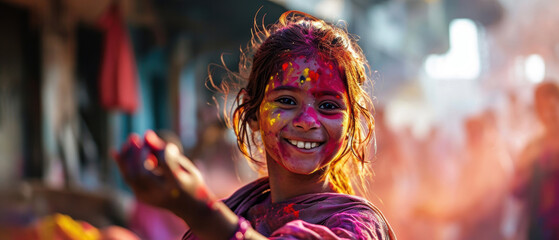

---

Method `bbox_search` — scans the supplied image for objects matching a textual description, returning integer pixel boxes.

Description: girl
[116,10,396,240]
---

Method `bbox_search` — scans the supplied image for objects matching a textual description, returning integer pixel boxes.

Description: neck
[266,155,334,203]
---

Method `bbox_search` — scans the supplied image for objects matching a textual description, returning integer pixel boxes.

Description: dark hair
[211,10,375,195]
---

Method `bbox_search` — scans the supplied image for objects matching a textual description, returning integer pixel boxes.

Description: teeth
[287,139,321,150]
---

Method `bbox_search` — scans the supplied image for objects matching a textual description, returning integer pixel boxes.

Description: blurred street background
[1,0,558,239]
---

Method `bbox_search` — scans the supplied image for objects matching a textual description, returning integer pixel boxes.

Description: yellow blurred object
[38,213,101,240]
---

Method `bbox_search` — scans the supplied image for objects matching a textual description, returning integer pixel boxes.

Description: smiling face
[256,56,350,175]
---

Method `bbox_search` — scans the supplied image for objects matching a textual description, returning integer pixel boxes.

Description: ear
[249,116,259,132]
[241,88,260,132]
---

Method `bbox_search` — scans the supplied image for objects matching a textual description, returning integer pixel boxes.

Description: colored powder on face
[287,63,294,78]
[261,102,275,113]
[297,68,316,85]
[301,105,319,123]
[268,112,282,126]
[283,203,300,218]
[260,102,282,127]
[282,62,289,71]
[302,68,310,78]
[308,70,319,81]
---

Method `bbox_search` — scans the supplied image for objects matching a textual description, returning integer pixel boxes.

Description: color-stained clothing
[183,178,395,240]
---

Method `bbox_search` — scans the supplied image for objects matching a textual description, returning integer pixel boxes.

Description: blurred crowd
[367,80,559,240]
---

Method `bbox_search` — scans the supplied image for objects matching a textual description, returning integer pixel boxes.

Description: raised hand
[114,130,262,240]
[113,130,213,212]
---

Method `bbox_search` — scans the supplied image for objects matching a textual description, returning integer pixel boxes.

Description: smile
[286,139,323,150]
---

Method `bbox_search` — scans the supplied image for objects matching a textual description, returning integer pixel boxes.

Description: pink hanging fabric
[97,4,139,113]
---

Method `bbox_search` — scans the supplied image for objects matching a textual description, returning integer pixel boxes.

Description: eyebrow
[269,85,345,99]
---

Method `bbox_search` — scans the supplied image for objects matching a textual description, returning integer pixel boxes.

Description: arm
[114,130,266,240]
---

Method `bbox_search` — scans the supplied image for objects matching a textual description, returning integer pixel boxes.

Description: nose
[293,104,320,131]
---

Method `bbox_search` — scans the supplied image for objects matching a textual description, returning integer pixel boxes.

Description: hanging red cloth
[97,4,139,113]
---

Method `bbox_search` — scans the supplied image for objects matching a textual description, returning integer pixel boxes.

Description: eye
[319,101,340,110]
[276,97,296,105]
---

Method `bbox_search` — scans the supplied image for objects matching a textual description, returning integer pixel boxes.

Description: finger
[164,143,201,179]
[117,134,146,181]
[163,143,198,175]
[114,134,173,206]
[120,134,142,162]
[143,152,159,172]
[144,130,169,175]
[120,133,141,154]
[145,130,166,152]
[137,142,175,182]
[164,143,188,180]
[130,151,182,204]
[127,152,173,192]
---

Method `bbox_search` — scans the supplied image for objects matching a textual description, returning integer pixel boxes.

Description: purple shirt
[184,178,395,240]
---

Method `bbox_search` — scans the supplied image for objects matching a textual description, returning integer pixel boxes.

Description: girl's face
[257,56,350,175]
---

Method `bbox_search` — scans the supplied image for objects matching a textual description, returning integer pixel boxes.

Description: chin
[283,161,324,175]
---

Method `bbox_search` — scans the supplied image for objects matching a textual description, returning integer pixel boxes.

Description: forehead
[268,56,346,93]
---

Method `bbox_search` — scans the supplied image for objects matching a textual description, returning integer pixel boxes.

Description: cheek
[259,103,290,155]
[322,113,350,154]
[260,102,286,128]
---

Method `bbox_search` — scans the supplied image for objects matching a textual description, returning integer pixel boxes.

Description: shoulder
[322,208,392,240]
[296,193,395,240]
[322,195,393,240]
